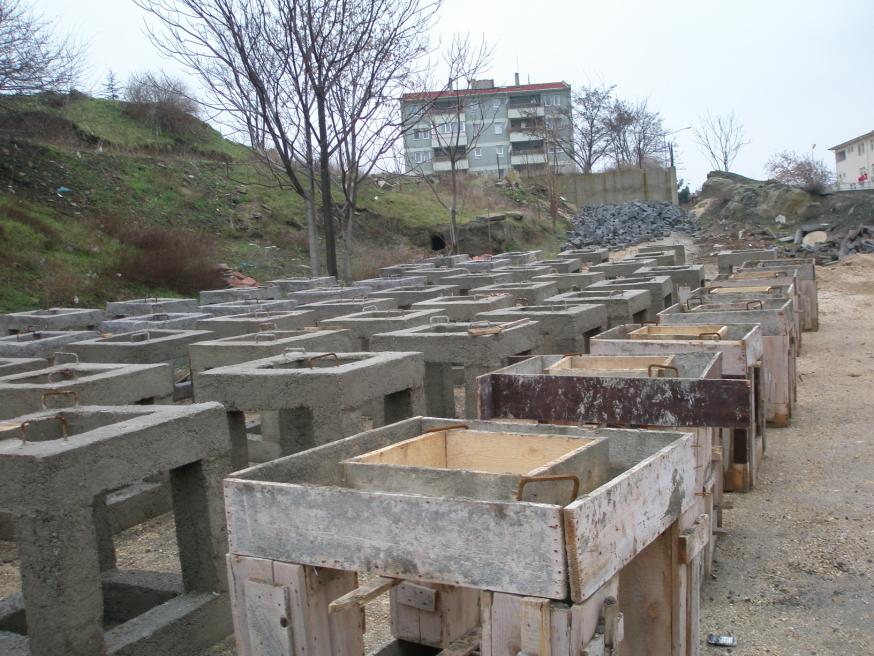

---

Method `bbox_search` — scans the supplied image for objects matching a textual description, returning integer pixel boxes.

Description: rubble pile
[780,224,874,264]
[563,201,698,249]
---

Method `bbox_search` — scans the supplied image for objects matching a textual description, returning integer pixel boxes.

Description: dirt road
[699,255,874,654]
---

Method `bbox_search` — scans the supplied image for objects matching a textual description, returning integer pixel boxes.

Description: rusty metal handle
[430,315,450,324]
[129,330,151,341]
[363,304,378,312]
[306,352,338,368]
[41,389,80,409]
[516,474,581,504]
[685,296,704,310]
[257,322,278,332]
[20,414,70,444]
[746,300,764,310]
[47,368,79,383]
[153,313,170,320]
[774,270,788,277]
[52,351,79,365]
[254,332,277,342]
[143,296,159,303]
[648,364,679,378]
[697,332,722,341]
[423,423,469,434]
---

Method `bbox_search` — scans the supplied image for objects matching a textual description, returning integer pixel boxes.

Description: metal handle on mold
[20,414,70,444]
[648,364,679,378]
[52,351,79,365]
[41,389,80,409]
[129,331,151,342]
[306,352,338,368]
[697,332,722,341]
[430,315,449,324]
[258,322,278,332]
[47,368,79,383]
[255,332,277,342]
[746,300,763,310]
[515,474,580,504]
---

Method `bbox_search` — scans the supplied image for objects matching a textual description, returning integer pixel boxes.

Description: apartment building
[829,130,874,190]
[401,78,574,176]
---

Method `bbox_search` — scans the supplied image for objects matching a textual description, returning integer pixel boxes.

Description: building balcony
[509,130,542,143]
[433,159,469,172]
[432,133,468,148]
[508,106,544,119]
[511,152,547,166]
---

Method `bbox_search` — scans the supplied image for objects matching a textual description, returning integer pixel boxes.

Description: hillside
[0,92,566,312]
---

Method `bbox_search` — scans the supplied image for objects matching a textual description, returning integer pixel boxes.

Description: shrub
[124,71,200,136]
[765,151,834,192]
[112,225,224,293]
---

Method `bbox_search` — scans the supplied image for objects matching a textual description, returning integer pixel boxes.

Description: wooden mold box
[342,427,609,505]
[628,324,728,341]
[544,354,676,378]
[708,285,775,294]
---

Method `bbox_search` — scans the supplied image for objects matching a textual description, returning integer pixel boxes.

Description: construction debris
[564,201,699,249]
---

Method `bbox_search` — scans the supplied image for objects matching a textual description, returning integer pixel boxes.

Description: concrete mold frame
[224,417,705,656]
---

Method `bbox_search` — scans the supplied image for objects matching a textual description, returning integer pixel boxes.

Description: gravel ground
[699,254,874,654]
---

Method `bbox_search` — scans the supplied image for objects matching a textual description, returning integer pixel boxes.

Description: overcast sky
[32,0,874,190]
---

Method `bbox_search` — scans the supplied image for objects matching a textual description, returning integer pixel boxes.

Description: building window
[859,143,866,155]
[412,151,431,164]
[437,121,464,135]
[469,101,480,116]
[494,121,504,135]
[473,148,482,159]
[492,98,501,110]
[545,116,563,130]
[836,150,847,162]
[496,146,504,157]
[543,94,561,106]
[413,128,429,140]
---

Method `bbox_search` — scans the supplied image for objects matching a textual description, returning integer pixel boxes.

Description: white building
[829,130,874,190]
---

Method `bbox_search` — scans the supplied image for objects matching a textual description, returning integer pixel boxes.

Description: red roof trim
[402,81,569,102]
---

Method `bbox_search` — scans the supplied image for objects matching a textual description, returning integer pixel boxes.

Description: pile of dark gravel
[563,201,698,249]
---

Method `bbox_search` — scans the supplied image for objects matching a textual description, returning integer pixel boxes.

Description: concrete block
[287,286,370,304]
[639,244,686,265]
[411,294,515,322]
[558,248,609,264]
[355,275,429,291]
[100,312,212,333]
[267,276,336,294]
[0,308,104,334]
[367,284,460,309]
[476,303,608,354]
[490,250,542,265]
[629,251,676,266]
[321,309,442,350]
[716,248,776,275]
[440,271,514,294]
[297,297,397,323]
[468,280,559,305]
[531,271,606,293]
[590,275,676,319]
[423,254,472,267]
[455,258,498,272]
[634,265,706,295]
[490,264,553,282]
[589,258,658,279]
[0,362,173,420]
[189,329,354,377]
[393,266,472,285]
[0,330,98,360]
[198,286,279,305]
[68,329,212,365]
[197,351,426,461]
[194,310,315,338]
[379,262,435,277]
[371,320,542,418]
[0,357,49,377]
[197,298,298,316]
[0,403,233,655]
[547,289,652,328]
[105,298,198,317]
[533,258,581,273]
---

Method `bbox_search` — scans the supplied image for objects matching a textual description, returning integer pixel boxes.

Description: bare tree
[102,69,120,100]
[603,98,666,169]
[329,0,440,281]
[695,111,748,172]
[766,150,835,193]
[0,0,83,95]
[407,36,493,254]
[560,84,613,173]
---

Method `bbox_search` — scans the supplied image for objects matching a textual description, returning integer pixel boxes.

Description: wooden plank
[564,433,696,602]
[437,627,481,656]
[520,597,551,654]
[329,575,399,614]
[226,480,568,599]
[480,373,752,428]
[228,554,275,656]
[243,578,294,656]
[394,581,438,612]
[678,514,710,564]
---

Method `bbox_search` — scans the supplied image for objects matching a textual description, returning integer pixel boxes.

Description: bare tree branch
[695,111,748,172]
